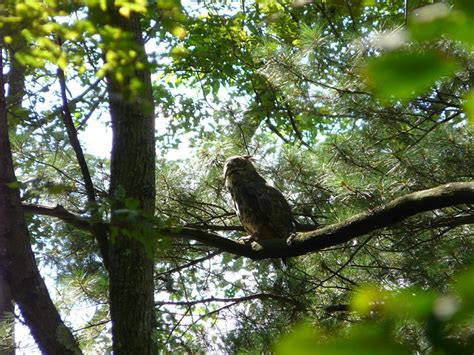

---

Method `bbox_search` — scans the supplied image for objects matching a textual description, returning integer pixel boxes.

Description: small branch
[426,214,474,229]
[325,304,350,313]
[184,224,244,232]
[57,67,96,203]
[285,103,310,148]
[184,223,319,232]
[73,319,110,332]
[316,2,342,39]
[156,251,222,278]
[344,0,359,34]
[155,293,302,308]
[264,118,292,144]
[319,236,372,286]
[22,203,97,232]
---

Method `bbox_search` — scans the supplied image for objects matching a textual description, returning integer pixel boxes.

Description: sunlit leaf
[453,267,474,307]
[409,3,474,47]
[351,284,385,315]
[171,26,187,40]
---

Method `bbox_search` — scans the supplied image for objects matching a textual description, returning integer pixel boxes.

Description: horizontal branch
[324,304,350,313]
[184,223,319,232]
[155,293,303,308]
[22,204,96,232]
[289,181,474,255]
[23,182,474,261]
[155,251,222,279]
[161,182,474,259]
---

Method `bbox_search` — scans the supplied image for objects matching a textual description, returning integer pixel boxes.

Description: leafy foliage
[277,266,474,354]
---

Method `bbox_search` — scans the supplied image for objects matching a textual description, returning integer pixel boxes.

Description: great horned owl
[224,155,295,244]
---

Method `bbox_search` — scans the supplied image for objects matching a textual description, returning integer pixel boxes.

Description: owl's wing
[255,184,294,239]
[228,177,294,239]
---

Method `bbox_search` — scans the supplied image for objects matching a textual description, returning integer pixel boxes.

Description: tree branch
[56,63,109,269]
[22,203,104,233]
[23,182,474,260]
[155,251,222,279]
[155,293,303,309]
[162,182,474,259]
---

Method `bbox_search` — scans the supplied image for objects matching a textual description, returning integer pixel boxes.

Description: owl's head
[223,155,257,181]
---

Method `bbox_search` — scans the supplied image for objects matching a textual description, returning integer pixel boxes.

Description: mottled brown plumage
[224,155,295,243]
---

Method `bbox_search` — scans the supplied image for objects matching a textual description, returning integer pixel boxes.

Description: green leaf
[124,197,140,210]
[452,0,474,17]
[351,284,385,315]
[46,183,69,195]
[6,181,19,189]
[453,267,474,308]
[463,90,474,127]
[364,50,459,101]
[276,322,408,355]
[409,4,474,47]
[275,322,320,355]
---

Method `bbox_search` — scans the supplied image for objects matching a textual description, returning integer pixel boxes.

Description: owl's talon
[286,232,297,245]
[238,235,254,244]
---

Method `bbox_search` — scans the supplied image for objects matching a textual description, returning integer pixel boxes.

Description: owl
[224,155,295,244]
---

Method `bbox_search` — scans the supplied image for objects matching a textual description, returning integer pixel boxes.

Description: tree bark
[0,48,80,354]
[0,274,14,355]
[0,27,27,354]
[99,6,157,354]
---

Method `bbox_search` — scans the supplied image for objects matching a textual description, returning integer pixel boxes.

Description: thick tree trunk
[0,32,27,355]
[0,50,81,353]
[101,8,156,354]
[0,275,14,355]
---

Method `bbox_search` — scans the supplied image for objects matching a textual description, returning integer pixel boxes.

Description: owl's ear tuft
[242,155,256,162]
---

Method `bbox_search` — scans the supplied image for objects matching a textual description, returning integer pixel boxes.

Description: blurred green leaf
[452,0,474,17]
[351,284,385,315]
[276,322,408,355]
[409,3,474,47]
[5,181,19,189]
[385,289,437,320]
[463,90,474,127]
[46,183,69,195]
[453,267,474,310]
[277,266,474,354]
[365,50,459,102]
[275,322,320,355]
